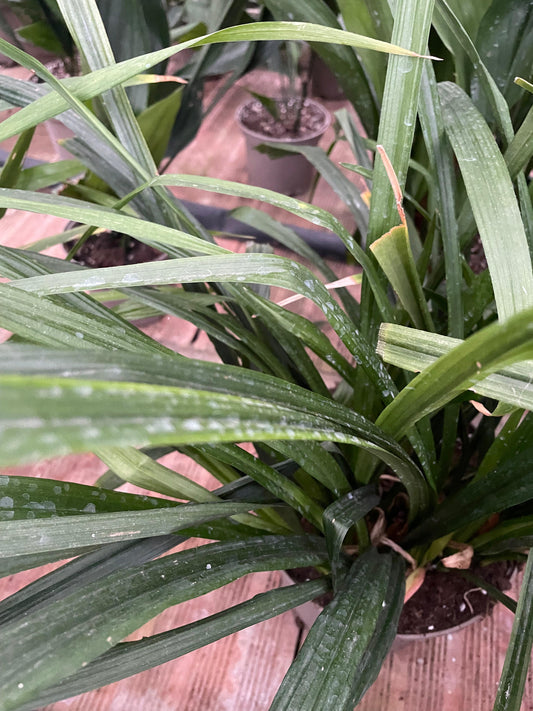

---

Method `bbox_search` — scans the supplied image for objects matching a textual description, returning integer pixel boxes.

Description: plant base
[282,560,516,644]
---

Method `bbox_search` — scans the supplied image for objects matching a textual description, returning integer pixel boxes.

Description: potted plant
[0,2,532,711]
[237,39,331,195]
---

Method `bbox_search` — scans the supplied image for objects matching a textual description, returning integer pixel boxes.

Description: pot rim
[236,97,331,144]
[395,613,485,641]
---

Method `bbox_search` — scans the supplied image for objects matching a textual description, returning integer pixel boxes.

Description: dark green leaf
[376,307,533,440]
[406,415,533,545]
[0,535,181,622]
[492,550,533,711]
[504,103,533,180]
[438,81,533,322]
[136,88,183,165]
[270,548,404,711]
[472,517,533,555]
[322,485,379,588]
[0,474,176,521]
[475,0,533,111]
[1,501,267,560]
[0,344,429,517]
[15,578,330,711]
[0,535,327,709]
[97,0,170,113]
[15,159,84,191]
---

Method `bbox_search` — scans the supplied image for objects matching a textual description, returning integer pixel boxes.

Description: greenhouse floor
[0,62,531,710]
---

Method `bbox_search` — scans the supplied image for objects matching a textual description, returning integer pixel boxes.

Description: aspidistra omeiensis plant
[0,0,532,709]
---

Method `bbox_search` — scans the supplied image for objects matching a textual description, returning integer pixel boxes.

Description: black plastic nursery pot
[237,97,330,196]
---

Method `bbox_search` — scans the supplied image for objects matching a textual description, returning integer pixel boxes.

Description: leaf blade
[438,81,533,322]
[270,549,405,711]
[0,536,327,709]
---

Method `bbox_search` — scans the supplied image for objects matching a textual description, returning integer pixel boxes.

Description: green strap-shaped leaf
[14,579,330,711]
[438,82,533,322]
[433,1,512,137]
[0,189,226,255]
[0,127,35,219]
[0,344,429,516]
[123,285,291,380]
[504,103,533,180]
[243,292,358,389]
[9,249,396,401]
[0,244,138,327]
[0,22,424,144]
[93,0,170,114]
[376,306,533,440]
[0,474,176,520]
[229,205,338,282]
[93,447,283,533]
[492,550,533,711]
[270,548,405,711]
[472,516,533,555]
[15,159,85,191]
[475,0,533,112]
[323,485,379,588]
[57,0,158,178]
[144,173,392,320]
[0,470,287,625]
[184,443,325,532]
[377,323,533,411]
[93,445,218,501]
[1,547,102,578]
[405,415,533,545]
[0,369,430,517]
[0,281,174,356]
[336,0,389,100]
[432,1,533,248]
[267,440,351,500]
[136,88,183,165]
[366,0,436,247]
[0,502,269,562]
[419,63,463,337]
[0,535,181,624]
[0,535,327,710]
[370,224,434,331]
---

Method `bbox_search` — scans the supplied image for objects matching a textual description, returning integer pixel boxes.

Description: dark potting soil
[397,561,515,634]
[240,99,326,139]
[287,560,515,635]
[65,232,162,268]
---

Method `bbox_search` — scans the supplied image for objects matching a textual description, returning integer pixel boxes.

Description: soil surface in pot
[239,99,326,139]
[287,560,515,634]
[65,232,162,268]
[397,561,514,634]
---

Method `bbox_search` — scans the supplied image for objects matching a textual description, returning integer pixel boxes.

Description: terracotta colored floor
[0,61,532,710]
